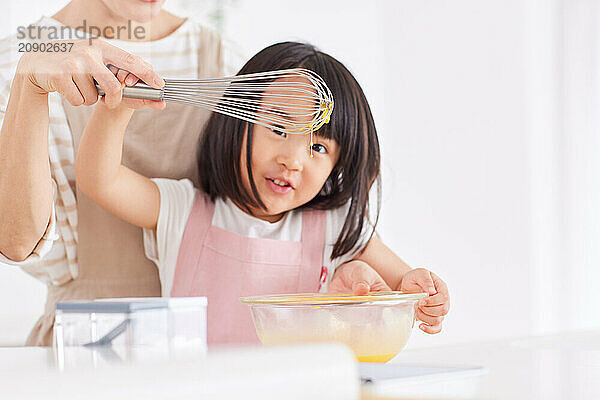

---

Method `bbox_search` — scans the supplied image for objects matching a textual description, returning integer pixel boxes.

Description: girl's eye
[270,126,287,138]
[312,143,328,154]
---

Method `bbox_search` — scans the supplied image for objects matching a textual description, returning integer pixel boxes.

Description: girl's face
[239,125,339,222]
[100,0,166,23]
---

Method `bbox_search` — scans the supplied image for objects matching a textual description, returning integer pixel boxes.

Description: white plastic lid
[56,297,207,313]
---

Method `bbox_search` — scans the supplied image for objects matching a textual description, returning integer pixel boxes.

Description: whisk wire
[95,68,334,135]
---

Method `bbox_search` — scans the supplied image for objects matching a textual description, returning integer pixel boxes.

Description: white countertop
[383,330,600,399]
[1,331,599,399]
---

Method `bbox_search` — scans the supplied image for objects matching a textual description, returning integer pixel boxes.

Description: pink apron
[171,191,326,345]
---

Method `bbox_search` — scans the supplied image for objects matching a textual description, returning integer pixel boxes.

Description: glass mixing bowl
[240,292,428,363]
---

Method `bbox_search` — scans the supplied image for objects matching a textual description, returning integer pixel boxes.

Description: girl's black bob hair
[198,41,381,260]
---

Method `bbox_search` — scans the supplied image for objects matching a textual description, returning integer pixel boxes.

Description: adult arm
[0,39,164,261]
[0,75,53,261]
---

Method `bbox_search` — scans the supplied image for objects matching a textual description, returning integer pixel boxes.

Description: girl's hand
[100,64,166,111]
[328,260,391,295]
[400,268,450,334]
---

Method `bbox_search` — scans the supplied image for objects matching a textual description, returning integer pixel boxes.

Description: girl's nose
[276,142,305,171]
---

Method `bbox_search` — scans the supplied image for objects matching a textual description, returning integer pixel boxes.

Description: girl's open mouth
[266,178,294,194]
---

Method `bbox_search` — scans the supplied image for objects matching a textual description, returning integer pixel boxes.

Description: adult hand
[400,268,450,334]
[328,260,391,295]
[16,38,164,109]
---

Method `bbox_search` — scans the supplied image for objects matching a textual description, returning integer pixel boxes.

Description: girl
[75,42,450,345]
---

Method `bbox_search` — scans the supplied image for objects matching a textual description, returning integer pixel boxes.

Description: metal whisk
[96,68,334,135]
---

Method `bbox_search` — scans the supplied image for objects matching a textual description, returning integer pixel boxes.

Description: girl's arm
[328,236,413,294]
[331,236,450,334]
[353,235,412,291]
[74,101,160,230]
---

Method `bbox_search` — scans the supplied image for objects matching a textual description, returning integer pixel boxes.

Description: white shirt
[143,179,371,295]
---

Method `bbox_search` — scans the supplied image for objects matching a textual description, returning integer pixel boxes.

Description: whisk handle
[95,81,163,101]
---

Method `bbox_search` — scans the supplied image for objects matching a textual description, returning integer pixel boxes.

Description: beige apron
[26,34,224,346]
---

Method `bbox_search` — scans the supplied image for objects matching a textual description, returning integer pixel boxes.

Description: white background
[1,0,599,349]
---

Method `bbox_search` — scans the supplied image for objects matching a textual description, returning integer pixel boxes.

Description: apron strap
[170,190,215,296]
[298,209,327,292]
